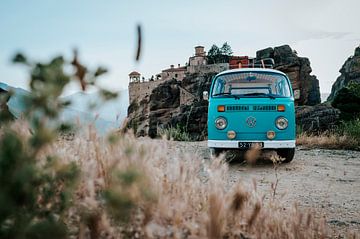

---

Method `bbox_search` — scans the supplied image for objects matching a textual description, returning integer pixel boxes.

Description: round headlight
[276,117,288,130]
[215,117,227,130]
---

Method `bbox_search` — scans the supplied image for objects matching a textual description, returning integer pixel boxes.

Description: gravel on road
[166,140,360,236]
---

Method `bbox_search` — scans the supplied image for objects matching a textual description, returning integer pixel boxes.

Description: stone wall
[128,80,165,104]
[129,63,229,104]
[187,63,229,74]
[189,55,206,66]
[161,69,186,82]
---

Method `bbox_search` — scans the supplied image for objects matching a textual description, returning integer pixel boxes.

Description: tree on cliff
[221,42,233,56]
[207,42,233,64]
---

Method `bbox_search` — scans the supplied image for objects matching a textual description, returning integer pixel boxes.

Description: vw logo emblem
[246,116,256,128]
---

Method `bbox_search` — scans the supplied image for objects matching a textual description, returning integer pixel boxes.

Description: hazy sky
[1,0,359,95]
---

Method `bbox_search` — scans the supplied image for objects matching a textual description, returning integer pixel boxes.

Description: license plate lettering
[238,142,264,149]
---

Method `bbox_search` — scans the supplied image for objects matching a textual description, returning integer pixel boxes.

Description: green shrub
[332,81,360,121]
[339,118,360,142]
[158,125,192,141]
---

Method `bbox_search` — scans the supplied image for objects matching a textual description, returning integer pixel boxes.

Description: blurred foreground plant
[0,51,115,239]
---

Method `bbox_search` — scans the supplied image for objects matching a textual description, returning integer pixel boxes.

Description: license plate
[238,142,264,149]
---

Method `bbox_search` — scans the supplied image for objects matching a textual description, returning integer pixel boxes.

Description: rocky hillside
[127,45,323,140]
[128,74,214,140]
[328,45,360,101]
[256,45,321,106]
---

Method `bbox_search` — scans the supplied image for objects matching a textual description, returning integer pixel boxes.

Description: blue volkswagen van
[204,67,296,162]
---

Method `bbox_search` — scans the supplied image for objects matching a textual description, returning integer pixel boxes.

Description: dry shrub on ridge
[297,132,358,150]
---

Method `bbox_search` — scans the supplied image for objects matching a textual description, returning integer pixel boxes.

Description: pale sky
[1,0,359,95]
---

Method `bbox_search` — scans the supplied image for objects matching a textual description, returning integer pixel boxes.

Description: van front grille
[226,105,249,111]
[226,105,276,112]
[252,105,276,111]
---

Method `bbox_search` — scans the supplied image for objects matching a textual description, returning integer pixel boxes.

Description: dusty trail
[166,140,360,235]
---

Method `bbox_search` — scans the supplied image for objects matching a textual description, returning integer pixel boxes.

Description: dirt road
[167,141,360,236]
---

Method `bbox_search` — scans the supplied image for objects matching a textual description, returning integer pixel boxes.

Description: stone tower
[129,71,141,83]
[195,46,205,57]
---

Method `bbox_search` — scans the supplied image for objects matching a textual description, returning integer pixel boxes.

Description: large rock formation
[295,104,340,132]
[127,45,323,139]
[328,45,360,101]
[256,45,321,106]
[127,73,215,140]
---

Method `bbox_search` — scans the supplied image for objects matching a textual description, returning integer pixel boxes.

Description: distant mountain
[0,82,129,135]
[0,83,29,118]
[63,89,129,125]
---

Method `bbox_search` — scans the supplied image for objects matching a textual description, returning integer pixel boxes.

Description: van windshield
[212,71,292,98]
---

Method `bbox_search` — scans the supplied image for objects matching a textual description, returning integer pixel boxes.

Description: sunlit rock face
[328,46,360,102]
[256,45,321,106]
[127,73,215,140]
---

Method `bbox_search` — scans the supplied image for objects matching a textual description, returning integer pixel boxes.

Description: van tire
[277,148,295,163]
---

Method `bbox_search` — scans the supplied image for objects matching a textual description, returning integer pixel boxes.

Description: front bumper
[208,140,296,149]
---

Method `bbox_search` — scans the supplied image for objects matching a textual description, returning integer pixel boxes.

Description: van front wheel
[276,148,295,163]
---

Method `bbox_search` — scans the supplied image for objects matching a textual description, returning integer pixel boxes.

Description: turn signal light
[217,105,225,112]
[227,130,236,139]
[267,130,276,140]
[277,105,285,112]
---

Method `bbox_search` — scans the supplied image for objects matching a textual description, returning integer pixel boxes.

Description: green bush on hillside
[158,125,192,141]
[332,81,360,121]
[339,118,360,143]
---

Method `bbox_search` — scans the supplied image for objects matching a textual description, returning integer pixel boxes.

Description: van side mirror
[203,91,209,101]
[294,89,300,100]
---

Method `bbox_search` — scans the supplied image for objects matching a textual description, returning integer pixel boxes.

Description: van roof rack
[242,58,275,69]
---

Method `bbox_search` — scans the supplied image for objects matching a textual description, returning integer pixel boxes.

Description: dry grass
[297,132,359,150]
[8,123,336,238]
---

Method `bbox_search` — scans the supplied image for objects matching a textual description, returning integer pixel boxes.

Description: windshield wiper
[212,92,240,99]
[242,93,276,99]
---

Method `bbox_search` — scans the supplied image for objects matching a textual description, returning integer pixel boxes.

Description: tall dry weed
[44,129,331,239]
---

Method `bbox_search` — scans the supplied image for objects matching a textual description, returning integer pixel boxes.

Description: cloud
[304,31,351,40]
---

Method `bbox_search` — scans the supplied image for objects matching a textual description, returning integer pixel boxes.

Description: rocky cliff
[127,45,323,139]
[295,104,340,132]
[328,45,360,101]
[256,45,321,106]
[127,73,214,140]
